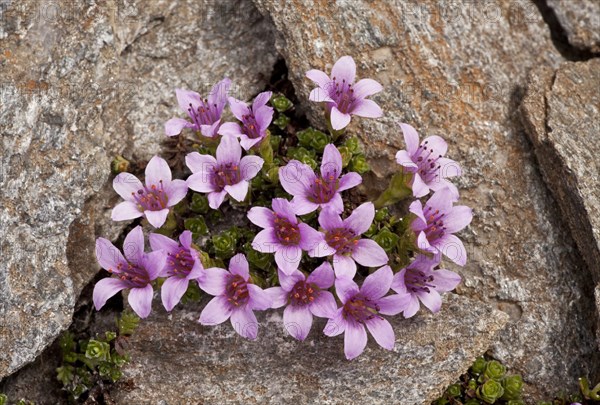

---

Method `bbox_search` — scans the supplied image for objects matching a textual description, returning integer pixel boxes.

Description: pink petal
[330,106,352,130]
[365,317,395,350]
[306,261,334,289]
[331,55,356,84]
[113,172,143,201]
[128,284,154,319]
[227,97,250,121]
[438,157,462,178]
[161,276,189,312]
[308,238,337,258]
[166,179,188,207]
[145,156,172,187]
[142,250,167,280]
[240,155,264,180]
[323,308,346,337]
[333,254,357,279]
[321,144,342,179]
[391,269,408,294]
[216,134,242,164]
[417,289,442,313]
[199,295,233,325]
[353,239,389,268]
[434,234,467,266]
[248,284,272,310]
[255,105,274,132]
[283,305,313,341]
[198,267,229,296]
[200,122,220,138]
[306,69,331,88]
[291,195,319,216]
[279,160,316,196]
[318,208,344,231]
[252,91,272,111]
[298,223,325,252]
[334,277,360,304]
[360,265,393,299]
[93,278,126,310]
[425,188,454,213]
[123,226,144,263]
[422,135,448,156]
[239,135,264,151]
[252,229,279,253]
[144,208,170,229]
[95,238,127,272]
[344,321,367,360]
[207,190,227,209]
[208,77,231,106]
[409,200,427,225]
[217,121,243,137]
[351,99,383,118]
[338,172,362,192]
[395,149,418,169]
[378,293,411,316]
[443,205,473,233]
[224,181,249,202]
[403,295,421,318]
[175,88,201,112]
[247,206,275,229]
[353,78,383,99]
[277,268,305,291]
[271,198,298,223]
[432,269,461,292]
[185,152,217,175]
[411,174,430,198]
[231,306,258,340]
[265,287,288,308]
[310,88,334,102]
[111,201,143,222]
[229,253,250,279]
[399,123,420,156]
[165,117,192,136]
[345,202,375,235]
[275,246,302,275]
[309,290,337,318]
[187,172,217,194]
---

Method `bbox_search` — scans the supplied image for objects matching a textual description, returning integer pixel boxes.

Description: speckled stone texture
[520,59,600,281]
[112,294,508,405]
[252,0,598,398]
[0,0,277,378]
[547,0,600,53]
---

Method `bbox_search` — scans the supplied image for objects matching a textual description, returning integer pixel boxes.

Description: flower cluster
[93,55,472,360]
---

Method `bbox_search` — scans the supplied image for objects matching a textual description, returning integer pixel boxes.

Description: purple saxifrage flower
[279,144,362,215]
[248,198,323,275]
[265,262,337,341]
[306,55,383,130]
[310,202,388,279]
[165,78,231,138]
[93,226,165,318]
[112,155,188,228]
[391,254,461,318]
[218,91,274,150]
[186,135,264,209]
[198,253,271,339]
[324,265,409,360]
[149,230,204,312]
[410,187,473,266]
[395,122,461,198]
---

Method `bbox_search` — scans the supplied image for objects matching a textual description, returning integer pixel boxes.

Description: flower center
[423,206,446,241]
[289,280,318,306]
[225,274,249,307]
[112,261,150,289]
[166,247,194,278]
[188,100,220,129]
[404,268,435,294]
[242,113,261,139]
[330,77,355,113]
[414,141,442,183]
[213,163,241,190]
[132,180,168,211]
[342,294,381,324]
[308,174,339,204]
[325,227,358,254]
[274,215,301,245]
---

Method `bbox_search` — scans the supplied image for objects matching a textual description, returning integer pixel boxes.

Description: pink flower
[391,255,461,318]
[265,263,337,341]
[247,198,323,275]
[279,144,362,215]
[306,55,383,130]
[165,78,231,138]
[93,226,165,318]
[410,188,473,266]
[198,254,271,340]
[395,123,461,198]
[149,230,204,312]
[324,266,409,360]
[186,135,264,209]
[310,202,388,279]
[218,91,274,150]
[111,156,188,228]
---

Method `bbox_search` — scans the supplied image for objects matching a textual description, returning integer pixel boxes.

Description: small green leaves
[483,360,507,382]
[85,340,110,362]
[372,228,400,253]
[270,94,293,113]
[477,380,505,404]
[296,128,330,153]
[111,155,130,174]
[349,154,370,174]
[190,193,210,214]
[117,311,140,336]
[471,356,487,375]
[501,375,523,400]
[212,229,238,259]
[0,394,7,405]
[185,217,208,238]
[273,114,290,130]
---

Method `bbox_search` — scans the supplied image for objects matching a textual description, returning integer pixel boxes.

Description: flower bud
[111,155,130,174]
[190,193,210,214]
[484,360,507,381]
[501,375,523,400]
[470,356,487,375]
[271,94,293,112]
[372,228,400,253]
[273,114,290,130]
[85,339,110,361]
[477,379,505,404]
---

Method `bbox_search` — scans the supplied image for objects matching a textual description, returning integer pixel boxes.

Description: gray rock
[547,0,600,53]
[0,0,277,378]
[112,294,508,405]
[253,0,598,397]
[520,59,600,280]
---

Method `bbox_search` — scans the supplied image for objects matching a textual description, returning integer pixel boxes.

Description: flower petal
[403,295,421,318]
[352,239,389,268]
[435,234,467,266]
[411,174,430,198]
[321,144,342,179]
[323,308,346,337]
[443,205,473,233]
[338,172,362,192]
[227,97,250,121]
[351,99,383,118]
[279,160,316,196]
[422,135,448,156]
[391,268,408,294]
[334,277,359,304]
[144,208,170,229]
[252,91,272,111]
[145,156,172,187]
[365,317,395,350]
[187,172,217,193]
[185,152,217,174]
[330,106,352,130]
[95,238,127,272]
[278,268,305,291]
[271,198,298,223]
[395,149,418,169]
[113,172,143,201]
[229,253,250,279]
[247,206,275,229]
[333,254,357,279]
[216,134,241,165]
[417,289,442,313]
[255,105,274,132]
[291,196,319,216]
[399,123,420,155]
[432,269,461,292]
[344,202,375,235]
[231,306,259,340]
[309,88,334,102]
[111,201,143,222]
[378,293,411,316]
[161,276,189,312]
[331,55,356,84]
[248,284,272,310]
[199,267,229,296]
[199,295,232,325]
[318,208,344,232]
[275,246,302,275]
[166,179,188,207]
[353,78,383,99]
[217,121,244,137]
[344,321,367,360]
[306,261,334,289]
[175,88,201,112]
[306,69,331,88]
[207,190,227,209]
[308,238,337,258]
[141,250,167,280]
[284,305,313,341]
[165,117,192,136]
[240,155,264,180]
[360,265,393,299]
[309,290,337,319]
[208,77,231,107]
[298,223,324,251]
[239,135,263,151]
[128,284,154,319]
[409,200,427,225]
[224,181,249,202]
[252,228,279,253]
[265,287,288,308]
[425,188,454,213]
[93,278,126,310]
[123,226,144,263]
